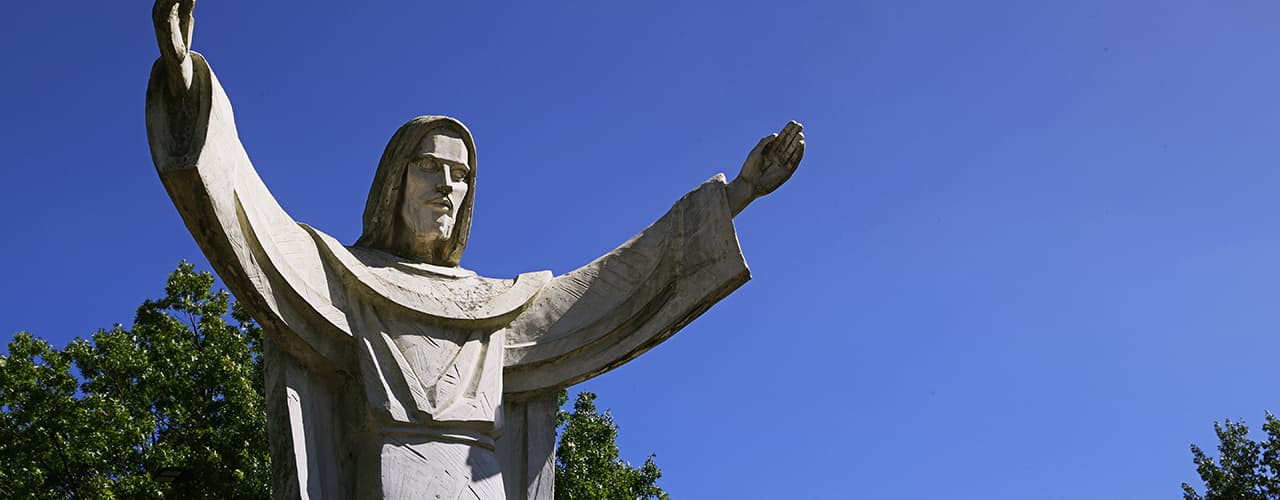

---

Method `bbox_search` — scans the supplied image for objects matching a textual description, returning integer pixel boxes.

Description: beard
[393,213,455,263]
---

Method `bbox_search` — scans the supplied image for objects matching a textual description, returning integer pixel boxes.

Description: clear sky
[2,1,1279,498]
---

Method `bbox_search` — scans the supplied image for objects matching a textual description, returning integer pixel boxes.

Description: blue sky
[3,1,1280,498]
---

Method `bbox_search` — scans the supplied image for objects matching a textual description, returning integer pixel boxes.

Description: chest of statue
[329,251,535,434]
[355,303,508,430]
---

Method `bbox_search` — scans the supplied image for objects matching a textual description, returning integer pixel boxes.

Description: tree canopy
[1184,412,1280,500]
[0,262,269,498]
[555,391,668,500]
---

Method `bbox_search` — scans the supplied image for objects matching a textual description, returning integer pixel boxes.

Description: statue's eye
[451,167,468,182]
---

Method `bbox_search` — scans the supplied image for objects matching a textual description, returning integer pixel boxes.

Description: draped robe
[145,53,751,499]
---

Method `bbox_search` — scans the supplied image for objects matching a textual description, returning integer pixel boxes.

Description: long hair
[354,116,477,266]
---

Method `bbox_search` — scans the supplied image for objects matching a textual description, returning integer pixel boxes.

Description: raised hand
[152,0,196,94]
[726,121,805,216]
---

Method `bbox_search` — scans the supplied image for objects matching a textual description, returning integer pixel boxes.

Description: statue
[145,1,804,499]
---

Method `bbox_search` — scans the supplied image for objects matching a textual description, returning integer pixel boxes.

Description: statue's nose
[436,183,453,195]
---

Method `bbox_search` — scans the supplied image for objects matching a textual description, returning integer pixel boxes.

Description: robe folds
[145,53,751,499]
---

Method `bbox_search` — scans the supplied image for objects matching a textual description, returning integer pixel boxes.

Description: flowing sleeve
[145,53,353,367]
[500,174,751,395]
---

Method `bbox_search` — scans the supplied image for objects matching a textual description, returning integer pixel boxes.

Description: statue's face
[398,129,470,246]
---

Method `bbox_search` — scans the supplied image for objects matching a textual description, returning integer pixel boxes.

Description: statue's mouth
[426,198,452,212]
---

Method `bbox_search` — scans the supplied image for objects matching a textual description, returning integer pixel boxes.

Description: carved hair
[355,116,477,266]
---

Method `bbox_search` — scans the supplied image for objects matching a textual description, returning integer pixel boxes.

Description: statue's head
[355,116,477,266]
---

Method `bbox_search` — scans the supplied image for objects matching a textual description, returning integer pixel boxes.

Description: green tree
[555,391,668,500]
[0,262,269,498]
[1183,412,1280,500]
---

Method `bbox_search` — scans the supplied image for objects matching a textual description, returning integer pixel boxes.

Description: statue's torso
[333,244,539,441]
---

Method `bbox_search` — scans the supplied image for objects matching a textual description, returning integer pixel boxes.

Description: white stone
[145,2,803,498]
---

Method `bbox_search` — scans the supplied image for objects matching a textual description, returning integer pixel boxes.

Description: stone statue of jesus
[145,1,804,498]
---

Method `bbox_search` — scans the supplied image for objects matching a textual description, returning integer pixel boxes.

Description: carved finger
[179,0,195,50]
[785,148,804,172]
[774,127,793,146]
[759,132,781,157]
[768,135,787,155]
[780,145,796,165]
[784,122,803,140]
[772,131,797,161]
[153,0,186,63]
[779,122,802,146]
[783,134,803,159]
[772,131,790,150]
[169,10,187,55]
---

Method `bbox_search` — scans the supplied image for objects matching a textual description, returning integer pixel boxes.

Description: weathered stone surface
[145,1,803,498]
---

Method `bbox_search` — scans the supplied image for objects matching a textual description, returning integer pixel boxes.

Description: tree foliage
[0,262,269,498]
[555,391,668,500]
[1184,412,1280,500]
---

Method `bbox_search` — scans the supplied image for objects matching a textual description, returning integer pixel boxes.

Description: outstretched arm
[145,0,352,367]
[500,124,805,392]
[501,175,750,394]
[726,121,806,216]
[152,0,196,95]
